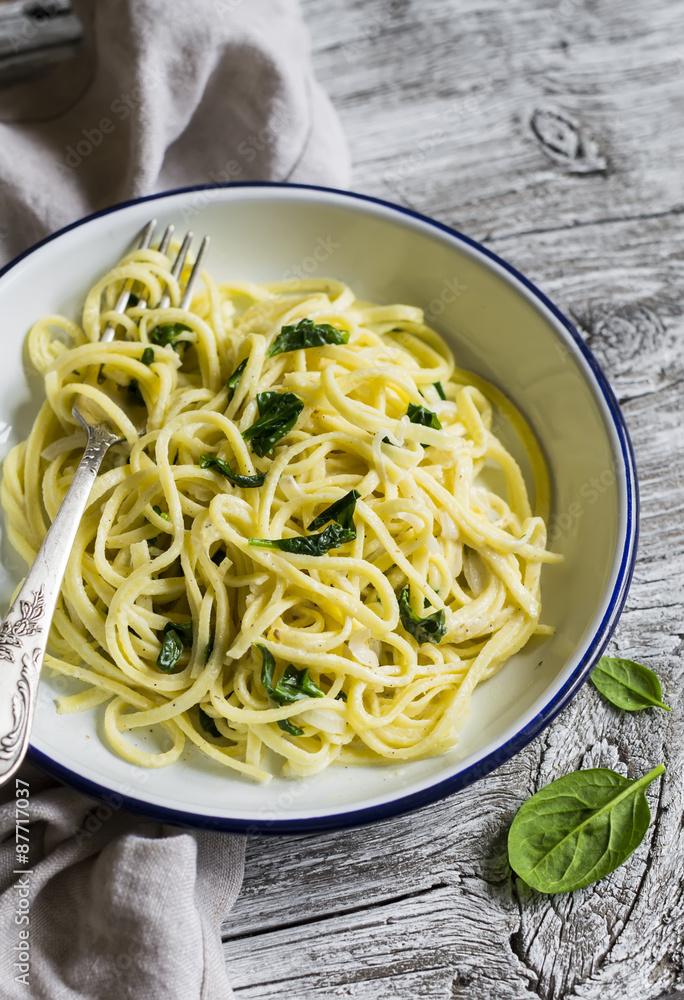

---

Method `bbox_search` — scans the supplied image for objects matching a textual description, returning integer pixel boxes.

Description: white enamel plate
[0,184,637,832]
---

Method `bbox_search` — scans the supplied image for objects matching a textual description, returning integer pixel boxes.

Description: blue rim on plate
[0,181,638,835]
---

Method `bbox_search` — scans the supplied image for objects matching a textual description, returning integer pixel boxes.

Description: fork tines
[100,220,210,343]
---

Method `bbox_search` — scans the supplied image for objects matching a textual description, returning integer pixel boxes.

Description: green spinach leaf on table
[591,656,670,712]
[508,764,665,893]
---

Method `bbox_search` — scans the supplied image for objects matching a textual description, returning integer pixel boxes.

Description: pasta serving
[0,241,561,782]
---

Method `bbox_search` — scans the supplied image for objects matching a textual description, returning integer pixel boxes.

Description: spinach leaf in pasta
[398,587,446,645]
[307,489,360,532]
[126,379,145,407]
[406,402,442,448]
[149,322,192,351]
[278,719,304,736]
[256,644,319,737]
[590,656,670,712]
[407,401,442,431]
[249,522,355,555]
[268,317,349,357]
[141,346,155,366]
[272,663,325,704]
[242,391,304,456]
[199,453,265,488]
[433,381,447,400]
[258,644,277,696]
[198,706,221,737]
[157,620,193,672]
[508,764,665,893]
[226,358,247,402]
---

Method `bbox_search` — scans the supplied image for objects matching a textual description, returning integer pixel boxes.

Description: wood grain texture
[222,1,684,997]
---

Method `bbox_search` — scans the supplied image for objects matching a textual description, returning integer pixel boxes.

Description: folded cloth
[0,765,246,1000]
[0,0,350,265]
[0,1,350,997]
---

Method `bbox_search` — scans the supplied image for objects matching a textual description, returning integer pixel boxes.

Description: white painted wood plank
[307,0,684,241]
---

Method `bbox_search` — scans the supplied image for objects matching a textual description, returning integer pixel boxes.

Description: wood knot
[584,302,663,365]
[529,107,607,174]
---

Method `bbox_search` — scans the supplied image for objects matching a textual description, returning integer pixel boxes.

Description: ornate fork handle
[0,421,120,784]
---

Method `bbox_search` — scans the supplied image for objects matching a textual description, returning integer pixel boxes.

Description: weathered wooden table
[222,1,684,997]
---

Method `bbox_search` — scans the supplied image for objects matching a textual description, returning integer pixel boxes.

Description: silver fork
[0,221,209,785]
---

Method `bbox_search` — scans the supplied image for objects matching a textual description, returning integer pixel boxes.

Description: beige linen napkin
[0,766,246,1000]
[0,0,350,996]
[0,0,350,264]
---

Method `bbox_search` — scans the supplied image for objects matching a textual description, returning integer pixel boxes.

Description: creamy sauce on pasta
[0,242,560,782]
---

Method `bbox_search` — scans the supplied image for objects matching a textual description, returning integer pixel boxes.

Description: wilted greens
[268,317,349,357]
[157,621,193,672]
[242,391,304,457]
[149,322,192,351]
[308,490,360,532]
[199,453,265,488]
[249,522,355,556]
[397,586,446,645]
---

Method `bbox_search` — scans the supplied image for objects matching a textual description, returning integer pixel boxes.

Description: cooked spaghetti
[0,242,560,782]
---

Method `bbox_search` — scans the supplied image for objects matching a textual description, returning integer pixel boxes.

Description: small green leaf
[152,504,170,521]
[199,453,265,488]
[226,358,247,402]
[257,644,322,735]
[257,644,276,698]
[272,663,325,704]
[307,489,360,532]
[243,391,304,457]
[508,764,665,893]
[268,317,349,358]
[204,637,214,665]
[249,521,355,556]
[433,381,447,400]
[157,620,193,672]
[590,656,670,712]
[278,719,304,737]
[141,347,155,366]
[127,378,145,407]
[407,402,442,448]
[199,706,221,737]
[150,323,192,351]
[397,586,446,645]
[335,690,348,702]
[407,401,442,430]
